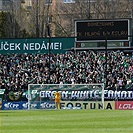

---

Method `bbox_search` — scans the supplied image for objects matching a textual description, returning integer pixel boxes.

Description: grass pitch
[0,110,133,133]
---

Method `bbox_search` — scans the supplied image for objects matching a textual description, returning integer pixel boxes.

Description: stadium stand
[0,50,133,91]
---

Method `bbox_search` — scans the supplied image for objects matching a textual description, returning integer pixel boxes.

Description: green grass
[0,110,133,133]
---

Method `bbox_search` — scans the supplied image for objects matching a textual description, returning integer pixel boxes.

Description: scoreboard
[75,19,130,43]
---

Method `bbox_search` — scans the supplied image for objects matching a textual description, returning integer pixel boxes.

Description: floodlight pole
[87,0,91,19]
[47,24,51,83]
[36,0,39,37]
[105,37,108,89]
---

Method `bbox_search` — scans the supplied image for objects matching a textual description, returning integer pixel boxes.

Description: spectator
[0,50,132,91]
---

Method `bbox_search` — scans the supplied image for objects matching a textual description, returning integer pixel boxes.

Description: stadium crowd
[0,50,133,92]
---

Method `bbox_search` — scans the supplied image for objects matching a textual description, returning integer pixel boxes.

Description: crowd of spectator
[0,50,133,92]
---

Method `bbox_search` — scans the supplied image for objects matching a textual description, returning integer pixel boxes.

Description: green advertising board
[0,38,74,54]
[76,41,130,48]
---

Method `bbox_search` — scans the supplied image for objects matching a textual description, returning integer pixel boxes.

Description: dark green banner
[0,38,74,54]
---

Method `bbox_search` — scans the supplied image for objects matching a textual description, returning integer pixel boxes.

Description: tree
[20,0,52,37]
[0,0,31,38]
[50,0,132,37]
[1,0,132,38]
[0,11,6,38]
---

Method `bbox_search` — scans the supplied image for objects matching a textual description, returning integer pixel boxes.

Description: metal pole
[47,24,51,83]
[87,0,91,19]
[132,0,133,19]
[36,0,39,37]
[46,0,52,83]
[105,37,108,89]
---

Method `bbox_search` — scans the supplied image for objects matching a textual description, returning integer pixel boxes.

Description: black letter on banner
[75,103,81,107]
[98,103,103,109]
[106,103,112,110]
[60,103,65,108]
[90,103,96,109]
[66,103,73,107]
[83,103,88,109]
